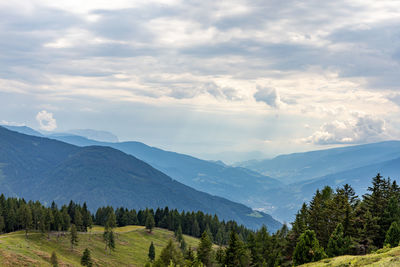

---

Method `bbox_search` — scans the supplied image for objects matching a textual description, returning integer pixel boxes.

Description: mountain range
[36,133,282,210]
[4,125,400,224]
[0,126,282,231]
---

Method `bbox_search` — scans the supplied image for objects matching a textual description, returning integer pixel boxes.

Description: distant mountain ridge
[0,126,282,231]
[39,133,282,210]
[236,141,400,184]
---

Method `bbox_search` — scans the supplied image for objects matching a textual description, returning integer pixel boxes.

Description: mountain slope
[237,141,400,184]
[261,156,400,222]
[0,126,281,231]
[42,133,282,210]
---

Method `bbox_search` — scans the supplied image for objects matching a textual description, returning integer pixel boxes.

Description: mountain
[42,134,282,210]
[0,126,281,231]
[66,129,119,142]
[259,154,400,222]
[237,141,400,184]
[2,125,44,137]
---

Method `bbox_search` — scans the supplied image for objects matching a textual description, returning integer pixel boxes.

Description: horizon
[2,123,399,164]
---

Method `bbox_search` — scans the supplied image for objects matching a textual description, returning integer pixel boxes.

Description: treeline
[0,195,251,246]
[0,196,92,235]
[96,206,252,245]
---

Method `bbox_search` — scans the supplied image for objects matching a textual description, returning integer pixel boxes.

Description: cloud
[304,114,389,145]
[36,110,57,131]
[254,86,281,108]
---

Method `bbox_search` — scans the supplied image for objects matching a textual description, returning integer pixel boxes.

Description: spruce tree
[224,230,250,267]
[293,230,325,266]
[146,213,155,233]
[197,231,213,266]
[70,224,78,250]
[18,205,32,238]
[81,248,93,267]
[154,239,185,266]
[148,241,156,261]
[384,221,400,248]
[326,223,351,257]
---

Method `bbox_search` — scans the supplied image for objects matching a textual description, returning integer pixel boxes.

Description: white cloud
[36,110,57,131]
[304,113,389,145]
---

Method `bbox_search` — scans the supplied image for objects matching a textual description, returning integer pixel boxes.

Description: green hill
[301,246,400,267]
[0,226,201,266]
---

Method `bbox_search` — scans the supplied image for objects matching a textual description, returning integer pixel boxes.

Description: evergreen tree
[74,208,83,231]
[154,239,185,267]
[224,230,250,267]
[18,205,32,238]
[293,230,325,266]
[50,251,58,267]
[146,213,155,233]
[175,225,183,242]
[326,223,351,257]
[384,221,400,248]
[81,248,93,267]
[148,241,156,261]
[61,208,71,231]
[197,231,213,266]
[191,219,200,237]
[70,224,78,249]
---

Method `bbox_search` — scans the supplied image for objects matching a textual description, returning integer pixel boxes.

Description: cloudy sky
[1,0,400,162]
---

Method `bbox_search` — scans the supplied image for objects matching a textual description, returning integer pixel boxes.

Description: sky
[1,0,400,163]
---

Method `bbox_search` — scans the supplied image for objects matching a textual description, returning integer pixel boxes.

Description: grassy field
[0,226,201,266]
[301,246,400,267]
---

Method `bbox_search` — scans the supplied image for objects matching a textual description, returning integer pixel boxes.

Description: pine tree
[50,251,58,267]
[384,221,400,248]
[146,213,155,233]
[326,223,351,257]
[70,224,78,250]
[148,241,156,261]
[154,239,185,266]
[293,230,325,266]
[197,231,213,266]
[191,218,200,237]
[81,248,93,267]
[224,230,250,267]
[18,205,32,238]
[175,225,183,242]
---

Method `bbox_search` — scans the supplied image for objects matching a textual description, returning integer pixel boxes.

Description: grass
[301,246,400,267]
[0,226,201,266]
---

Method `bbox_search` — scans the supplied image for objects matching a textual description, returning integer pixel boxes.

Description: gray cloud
[254,86,280,108]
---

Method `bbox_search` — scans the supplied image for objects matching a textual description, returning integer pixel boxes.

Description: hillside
[0,126,281,231]
[0,226,200,266]
[301,246,400,267]
[237,141,400,184]
[39,131,282,210]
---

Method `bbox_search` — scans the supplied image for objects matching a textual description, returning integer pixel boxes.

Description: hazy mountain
[237,141,400,184]
[2,125,44,137]
[260,155,400,222]
[44,134,282,210]
[0,126,281,231]
[66,129,119,142]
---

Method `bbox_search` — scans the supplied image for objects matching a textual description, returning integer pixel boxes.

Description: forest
[0,173,399,266]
